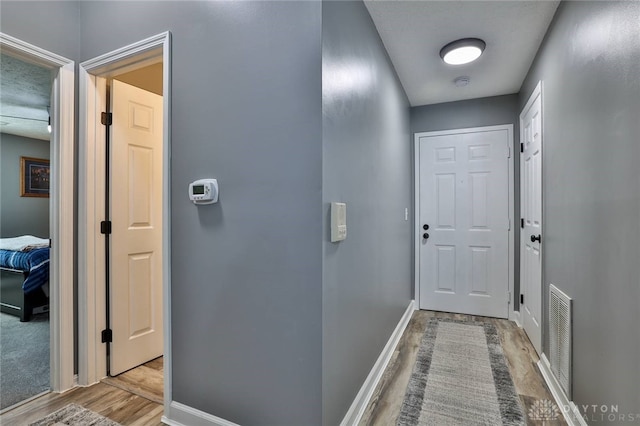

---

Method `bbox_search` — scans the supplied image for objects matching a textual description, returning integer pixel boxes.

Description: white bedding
[0,235,50,252]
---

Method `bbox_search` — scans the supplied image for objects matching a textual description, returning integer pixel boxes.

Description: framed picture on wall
[20,156,50,198]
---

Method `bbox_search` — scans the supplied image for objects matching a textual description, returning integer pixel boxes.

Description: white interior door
[110,79,163,375]
[520,82,543,354]
[418,128,510,318]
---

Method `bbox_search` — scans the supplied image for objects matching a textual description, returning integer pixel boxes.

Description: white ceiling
[363,0,560,106]
[0,53,52,142]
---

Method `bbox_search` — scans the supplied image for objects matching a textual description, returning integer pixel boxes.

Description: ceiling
[0,53,52,142]
[363,0,560,106]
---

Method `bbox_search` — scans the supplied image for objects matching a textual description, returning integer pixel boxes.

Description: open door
[109,79,163,375]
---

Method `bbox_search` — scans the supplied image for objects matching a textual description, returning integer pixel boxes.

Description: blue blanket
[0,248,50,294]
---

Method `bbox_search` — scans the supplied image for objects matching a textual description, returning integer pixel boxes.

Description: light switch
[331,202,347,242]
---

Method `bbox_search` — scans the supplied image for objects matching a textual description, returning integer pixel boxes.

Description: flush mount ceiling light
[440,38,486,65]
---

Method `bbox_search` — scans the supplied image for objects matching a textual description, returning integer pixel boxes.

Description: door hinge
[507,145,512,158]
[508,218,511,230]
[508,291,511,304]
[101,112,112,126]
[520,142,524,153]
[101,328,112,343]
[520,294,524,305]
[521,218,525,228]
[100,220,112,235]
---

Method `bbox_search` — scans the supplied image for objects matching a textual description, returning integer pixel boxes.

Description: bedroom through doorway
[0,51,52,411]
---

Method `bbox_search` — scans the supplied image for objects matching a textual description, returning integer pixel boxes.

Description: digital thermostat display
[189,179,219,205]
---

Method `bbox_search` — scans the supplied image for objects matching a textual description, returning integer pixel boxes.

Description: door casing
[77,33,172,413]
[0,33,75,395]
[414,124,515,320]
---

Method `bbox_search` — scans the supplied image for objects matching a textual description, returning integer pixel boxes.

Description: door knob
[530,234,541,243]
[423,233,429,240]
[423,224,429,230]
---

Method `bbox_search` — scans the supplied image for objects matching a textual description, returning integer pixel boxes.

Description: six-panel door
[419,129,510,318]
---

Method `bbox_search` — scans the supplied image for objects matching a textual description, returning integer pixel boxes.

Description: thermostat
[189,179,219,204]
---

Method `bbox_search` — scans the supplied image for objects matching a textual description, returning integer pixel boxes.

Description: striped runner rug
[29,403,121,426]
[397,318,525,425]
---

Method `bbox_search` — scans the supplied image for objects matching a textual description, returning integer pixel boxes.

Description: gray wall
[519,0,640,414]
[322,2,412,424]
[411,95,518,135]
[79,2,323,424]
[411,95,521,309]
[0,1,80,62]
[0,134,50,238]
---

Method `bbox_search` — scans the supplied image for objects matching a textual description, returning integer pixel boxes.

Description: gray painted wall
[0,1,80,62]
[411,95,521,309]
[322,2,412,424]
[519,0,640,414]
[411,95,518,135]
[79,2,323,424]
[0,134,50,238]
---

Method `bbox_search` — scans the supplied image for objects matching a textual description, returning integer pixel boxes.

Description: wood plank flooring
[102,357,164,405]
[0,358,164,426]
[2,312,565,425]
[359,310,567,425]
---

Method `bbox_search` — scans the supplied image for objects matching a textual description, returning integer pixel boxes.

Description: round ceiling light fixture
[440,38,486,65]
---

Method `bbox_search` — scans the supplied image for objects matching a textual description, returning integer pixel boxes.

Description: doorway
[0,50,52,408]
[0,33,75,409]
[78,33,171,409]
[414,125,514,319]
[519,81,543,355]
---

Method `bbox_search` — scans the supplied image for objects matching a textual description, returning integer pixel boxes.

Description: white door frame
[414,124,515,319]
[0,33,75,393]
[77,32,172,410]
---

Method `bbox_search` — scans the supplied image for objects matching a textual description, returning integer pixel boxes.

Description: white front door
[110,79,163,375]
[417,127,511,318]
[520,82,543,354]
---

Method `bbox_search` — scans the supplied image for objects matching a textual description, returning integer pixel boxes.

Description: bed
[0,236,50,322]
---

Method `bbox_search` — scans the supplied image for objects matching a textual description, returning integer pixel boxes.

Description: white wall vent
[549,284,572,398]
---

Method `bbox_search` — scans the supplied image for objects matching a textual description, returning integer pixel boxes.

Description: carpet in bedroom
[0,311,50,410]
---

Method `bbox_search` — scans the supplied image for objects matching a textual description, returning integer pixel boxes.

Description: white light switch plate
[331,202,347,242]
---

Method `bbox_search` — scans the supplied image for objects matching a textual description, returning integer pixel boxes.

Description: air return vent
[549,284,572,398]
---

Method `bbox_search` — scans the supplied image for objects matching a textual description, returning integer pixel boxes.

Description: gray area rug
[397,318,525,425]
[29,403,121,426]
[0,311,50,409]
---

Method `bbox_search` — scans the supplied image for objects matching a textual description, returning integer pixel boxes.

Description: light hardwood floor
[0,358,164,426]
[1,311,564,425]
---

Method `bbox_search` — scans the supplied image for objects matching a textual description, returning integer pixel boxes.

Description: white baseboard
[162,401,240,426]
[340,300,416,426]
[538,354,587,426]
[510,309,522,327]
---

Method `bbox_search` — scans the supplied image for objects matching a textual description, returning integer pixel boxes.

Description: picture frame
[20,156,50,198]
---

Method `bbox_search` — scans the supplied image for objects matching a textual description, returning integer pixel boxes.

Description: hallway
[1,314,564,425]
